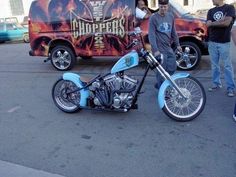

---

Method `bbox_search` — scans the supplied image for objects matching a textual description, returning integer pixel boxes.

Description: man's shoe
[227,90,235,97]
[233,114,236,121]
[208,84,222,92]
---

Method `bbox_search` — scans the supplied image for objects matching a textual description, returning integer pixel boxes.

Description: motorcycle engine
[89,74,138,109]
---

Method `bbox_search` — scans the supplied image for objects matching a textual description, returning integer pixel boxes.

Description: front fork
[147,53,187,99]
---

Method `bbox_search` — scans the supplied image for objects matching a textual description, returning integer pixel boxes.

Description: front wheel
[162,76,206,121]
[52,79,81,113]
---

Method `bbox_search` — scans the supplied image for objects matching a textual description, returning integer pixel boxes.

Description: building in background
[175,0,236,12]
[148,0,236,12]
[0,0,33,23]
[1,0,236,23]
[174,0,213,12]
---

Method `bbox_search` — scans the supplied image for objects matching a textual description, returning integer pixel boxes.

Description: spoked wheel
[162,76,206,121]
[52,79,81,113]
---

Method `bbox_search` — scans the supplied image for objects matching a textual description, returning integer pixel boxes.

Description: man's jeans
[155,50,177,89]
[208,41,235,91]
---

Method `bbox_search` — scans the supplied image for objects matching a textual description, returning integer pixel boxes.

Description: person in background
[233,99,236,121]
[136,0,152,20]
[231,21,236,120]
[148,0,182,89]
[206,0,235,97]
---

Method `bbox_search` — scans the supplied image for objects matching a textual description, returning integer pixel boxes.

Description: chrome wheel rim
[52,49,71,70]
[176,45,198,70]
[164,78,204,119]
[53,80,80,111]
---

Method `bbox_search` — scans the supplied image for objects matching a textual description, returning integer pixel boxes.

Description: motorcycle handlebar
[126,28,144,50]
[126,39,139,50]
[128,27,142,37]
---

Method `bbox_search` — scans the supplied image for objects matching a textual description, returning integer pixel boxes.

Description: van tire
[50,45,76,71]
[176,41,201,70]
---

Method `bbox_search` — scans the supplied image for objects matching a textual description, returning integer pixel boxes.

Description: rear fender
[63,73,89,107]
[158,73,190,108]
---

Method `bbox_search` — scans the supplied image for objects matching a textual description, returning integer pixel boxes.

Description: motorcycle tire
[162,76,206,121]
[52,78,81,113]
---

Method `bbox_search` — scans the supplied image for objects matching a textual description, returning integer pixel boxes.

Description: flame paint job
[29,0,134,57]
[139,17,207,46]
[29,0,207,58]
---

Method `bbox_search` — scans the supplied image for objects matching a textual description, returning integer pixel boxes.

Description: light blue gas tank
[111,50,139,74]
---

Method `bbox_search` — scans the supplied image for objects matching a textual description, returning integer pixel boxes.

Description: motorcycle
[52,29,206,122]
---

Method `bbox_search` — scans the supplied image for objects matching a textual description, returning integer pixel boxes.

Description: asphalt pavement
[0,159,65,177]
[0,42,235,177]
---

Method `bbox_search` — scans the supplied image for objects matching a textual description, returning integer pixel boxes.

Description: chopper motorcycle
[51,30,206,121]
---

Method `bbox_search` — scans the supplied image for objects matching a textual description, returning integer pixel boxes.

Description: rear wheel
[162,76,206,121]
[51,45,76,71]
[52,79,81,113]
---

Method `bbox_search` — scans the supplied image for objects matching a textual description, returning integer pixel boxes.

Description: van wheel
[51,45,76,71]
[23,34,29,43]
[175,41,201,70]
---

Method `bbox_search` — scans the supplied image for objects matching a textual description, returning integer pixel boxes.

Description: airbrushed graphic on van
[70,0,129,53]
[29,0,133,57]
[70,11,126,38]
[29,0,208,72]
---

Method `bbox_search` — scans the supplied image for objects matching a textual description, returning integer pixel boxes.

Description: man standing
[231,21,236,120]
[148,0,182,89]
[136,0,152,20]
[207,0,235,97]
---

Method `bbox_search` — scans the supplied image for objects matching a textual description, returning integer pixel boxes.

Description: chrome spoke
[164,77,204,119]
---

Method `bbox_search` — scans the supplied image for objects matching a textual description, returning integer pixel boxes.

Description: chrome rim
[52,49,71,70]
[164,78,204,119]
[176,45,198,69]
[53,80,80,111]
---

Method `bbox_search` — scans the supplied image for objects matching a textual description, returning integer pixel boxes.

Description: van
[28,0,208,71]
